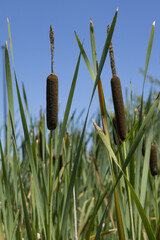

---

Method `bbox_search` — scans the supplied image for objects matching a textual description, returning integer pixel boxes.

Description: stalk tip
[153,21,155,27]
[90,18,94,33]
[5,40,8,50]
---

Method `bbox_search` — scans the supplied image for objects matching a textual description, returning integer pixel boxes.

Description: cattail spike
[107,25,116,76]
[111,76,126,140]
[150,145,158,176]
[46,73,58,130]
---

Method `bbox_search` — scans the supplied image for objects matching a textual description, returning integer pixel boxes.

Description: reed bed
[0,10,159,240]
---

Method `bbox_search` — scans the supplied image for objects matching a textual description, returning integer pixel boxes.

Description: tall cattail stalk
[108,25,126,141]
[47,24,59,240]
[107,25,133,237]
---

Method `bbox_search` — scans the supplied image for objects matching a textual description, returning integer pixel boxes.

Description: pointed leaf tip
[90,18,93,25]
[5,40,8,50]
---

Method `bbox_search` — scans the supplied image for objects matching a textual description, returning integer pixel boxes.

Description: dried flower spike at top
[46,73,58,130]
[107,25,116,76]
[50,24,54,73]
[150,145,158,176]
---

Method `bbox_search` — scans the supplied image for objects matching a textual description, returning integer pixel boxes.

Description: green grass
[0,9,159,240]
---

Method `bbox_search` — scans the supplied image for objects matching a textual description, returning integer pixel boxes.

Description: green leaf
[5,43,15,133]
[139,21,155,127]
[75,32,95,81]
[143,21,155,84]
[7,18,14,67]
[90,18,97,74]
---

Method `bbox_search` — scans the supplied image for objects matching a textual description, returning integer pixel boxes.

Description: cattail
[111,76,126,140]
[37,129,43,159]
[108,25,126,141]
[46,25,58,130]
[46,73,58,130]
[150,145,158,176]
[112,116,122,145]
[142,134,146,156]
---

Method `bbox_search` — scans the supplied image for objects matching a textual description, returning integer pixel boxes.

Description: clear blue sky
[0,0,160,132]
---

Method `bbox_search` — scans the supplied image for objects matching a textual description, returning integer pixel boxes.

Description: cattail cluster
[150,145,158,176]
[46,73,58,130]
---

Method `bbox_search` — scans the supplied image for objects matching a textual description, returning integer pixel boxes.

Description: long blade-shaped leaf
[143,21,155,85]
[75,32,95,81]
[7,18,14,67]
[5,43,15,133]
[139,21,155,127]
[90,18,97,74]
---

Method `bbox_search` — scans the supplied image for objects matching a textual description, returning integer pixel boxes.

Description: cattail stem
[48,130,53,240]
[107,25,116,76]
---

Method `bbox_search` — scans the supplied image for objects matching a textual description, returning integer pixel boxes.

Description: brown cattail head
[150,145,158,176]
[46,73,58,130]
[111,76,126,141]
[38,129,43,159]
[112,116,122,145]
[142,134,146,156]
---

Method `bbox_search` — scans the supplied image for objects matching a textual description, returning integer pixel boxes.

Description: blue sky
[0,0,160,133]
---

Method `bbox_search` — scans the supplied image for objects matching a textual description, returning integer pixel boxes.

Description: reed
[108,25,126,141]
